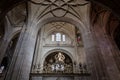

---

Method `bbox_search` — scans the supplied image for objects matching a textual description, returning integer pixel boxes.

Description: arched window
[56,33,61,41]
[51,33,66,42]
[52,35,55,41]
[62,35,65,41]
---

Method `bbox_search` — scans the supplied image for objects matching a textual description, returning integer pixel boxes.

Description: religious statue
[55,52,65,62]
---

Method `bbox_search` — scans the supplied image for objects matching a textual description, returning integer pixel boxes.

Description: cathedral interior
[0,0,120,80]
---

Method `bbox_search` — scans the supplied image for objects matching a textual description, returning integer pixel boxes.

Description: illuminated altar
[30,52,90,80]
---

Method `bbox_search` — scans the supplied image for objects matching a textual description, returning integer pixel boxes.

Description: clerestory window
[52,33,66,42]
[56,33,61,41]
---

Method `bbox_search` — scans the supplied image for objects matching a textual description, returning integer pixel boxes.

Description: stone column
[108,36,120,71]
[5,25,37,80]
[94,27,120,80]
[82,30,109,80]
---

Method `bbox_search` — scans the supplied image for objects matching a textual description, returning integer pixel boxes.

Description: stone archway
[41,49,74,66]
[42,51,73,74]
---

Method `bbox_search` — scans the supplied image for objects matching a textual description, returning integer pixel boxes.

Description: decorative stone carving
[43,52,73,73]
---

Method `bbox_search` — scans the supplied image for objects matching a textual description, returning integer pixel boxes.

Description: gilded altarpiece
[30,52,90,80]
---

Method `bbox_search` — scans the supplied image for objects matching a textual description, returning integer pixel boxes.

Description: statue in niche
[76,29,83,46]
